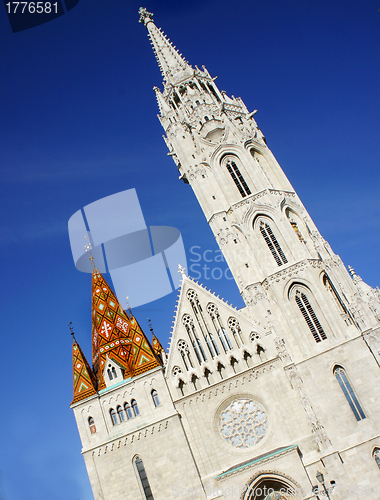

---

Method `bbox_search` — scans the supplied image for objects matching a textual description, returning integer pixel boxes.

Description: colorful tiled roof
[152,332,164,356]
[71,341,97,404]
[91,270,161,390]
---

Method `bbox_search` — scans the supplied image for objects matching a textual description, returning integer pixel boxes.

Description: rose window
[219,399,268,448]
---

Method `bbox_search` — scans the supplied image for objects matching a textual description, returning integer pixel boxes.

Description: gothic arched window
[334,365,365,421]
[88,417,96,434]
[134,456,154,500]
[117,405,125,422]
[373,448,380,469]
[259,220,288,266]
[182,314,207,364]
[207,303,229,354]
[131,399,140,417]
[151,390,160,407]
[285,208,306,244]
[295,289,327,342]
[110,408,118,426]
[225,158,251,198]
[323,273,354,326]
[124,402,133,420]
[228,317,244,347]
[187,292,216,359]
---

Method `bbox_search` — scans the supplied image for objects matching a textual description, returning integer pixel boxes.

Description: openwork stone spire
[139,7,192,85]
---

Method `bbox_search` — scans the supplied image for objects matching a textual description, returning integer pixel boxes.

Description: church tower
[138,7,380,353]
[138,7,380,499]
[71,9,380,500]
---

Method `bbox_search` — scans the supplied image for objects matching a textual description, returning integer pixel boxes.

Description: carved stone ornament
[245,283,267,305]
[187,163,208,181]
[274,337,292,363]
[284,364,331,451]
[216,227,241,247]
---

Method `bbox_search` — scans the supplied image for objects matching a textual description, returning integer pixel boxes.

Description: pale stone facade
[71,9,380,500]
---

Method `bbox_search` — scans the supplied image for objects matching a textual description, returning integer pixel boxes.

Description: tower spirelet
[138,7,192,85]
[69,321,76,344]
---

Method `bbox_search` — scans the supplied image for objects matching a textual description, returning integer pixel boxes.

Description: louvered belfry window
[226,160,251,197]
[260,221,288,266]
[295,290,327,342]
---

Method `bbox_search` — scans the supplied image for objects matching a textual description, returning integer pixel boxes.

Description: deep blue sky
[0,1,379,499]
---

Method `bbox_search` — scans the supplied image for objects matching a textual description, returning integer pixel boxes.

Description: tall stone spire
[139,7,193,85]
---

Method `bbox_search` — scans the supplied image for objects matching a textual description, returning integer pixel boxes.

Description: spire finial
[138,7,153,26]
[69,322,76,344]
[348,265,356,277]
[125,296,132,316]
[84,236,96,271]
[148,318,154,334]
[178,264,187,279]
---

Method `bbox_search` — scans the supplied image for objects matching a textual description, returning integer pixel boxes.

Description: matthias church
[70,8,380,500]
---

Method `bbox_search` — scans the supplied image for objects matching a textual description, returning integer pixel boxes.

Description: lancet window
[134,456,154,500]
[110,409,118,426]
[124,402,133,419]
[182,314,207,363]
[117,405,125,422]
[151,390,160,407]
[225,159,251,198]
[323,273,354,326]
[177,339,193,370]
[107,365,117,381]
[294,289,327,342]
[88,417,96,434]
[259,220,288,266]
[373,448,380,469]
[228,317,244,347]
[285,208,306,243]
[334,366,365,421]
[206,303,231,353]
[131,399,140,417]
[187,291,218,358]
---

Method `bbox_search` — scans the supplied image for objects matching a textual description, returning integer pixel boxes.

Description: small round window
[219,399,268,448]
